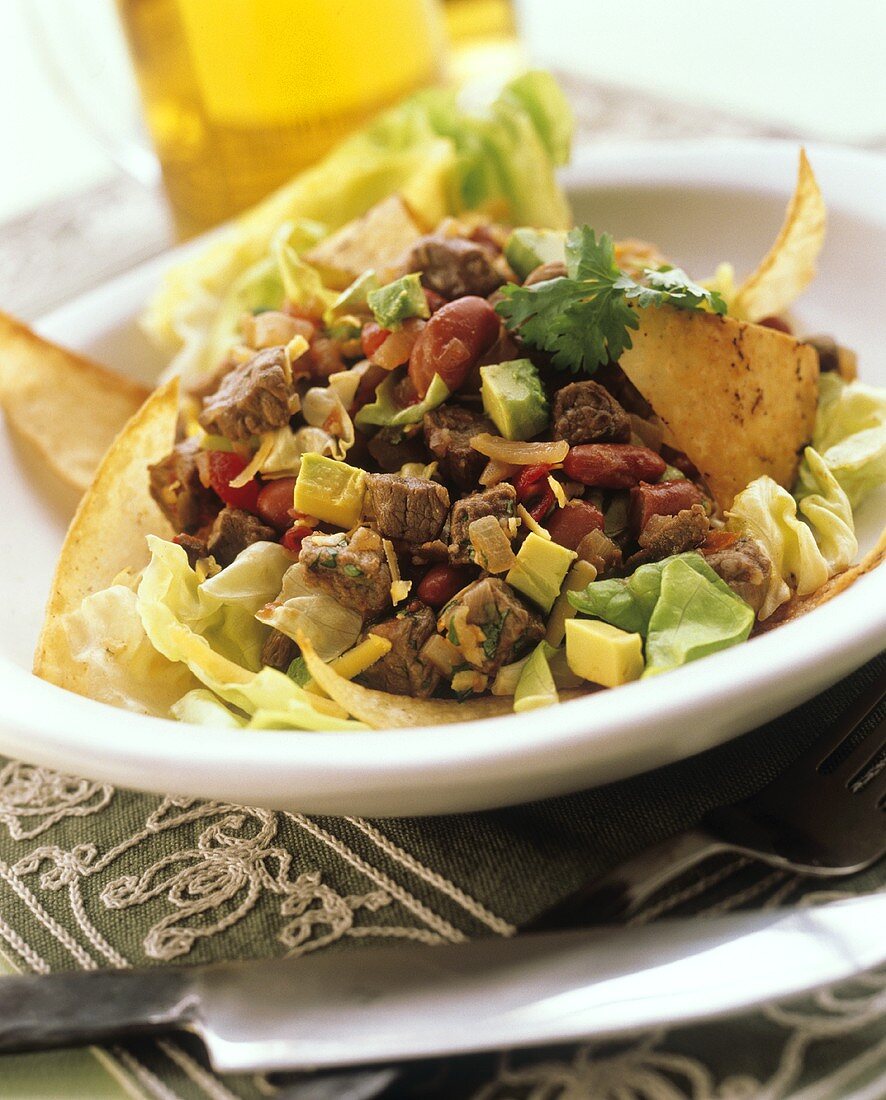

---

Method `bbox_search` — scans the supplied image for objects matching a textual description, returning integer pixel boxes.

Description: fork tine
[816,677,886,775]
[828,711,886,787]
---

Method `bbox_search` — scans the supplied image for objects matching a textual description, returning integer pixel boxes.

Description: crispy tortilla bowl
[0,140,883,815]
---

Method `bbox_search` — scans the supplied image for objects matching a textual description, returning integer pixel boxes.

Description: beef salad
[22,102,885,731]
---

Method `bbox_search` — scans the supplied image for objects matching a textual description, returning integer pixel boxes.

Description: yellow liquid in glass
[116,0,446,236]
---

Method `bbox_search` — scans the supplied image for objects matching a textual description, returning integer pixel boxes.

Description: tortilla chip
[620,306,818,510]
[732,149,826,322]
[0,311,150,492]
[35,380,180,698]
[300,636,515,728]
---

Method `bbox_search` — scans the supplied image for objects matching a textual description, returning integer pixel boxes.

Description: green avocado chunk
[504,227,567,280]
[367,273,429,329]
[480,358,549,441]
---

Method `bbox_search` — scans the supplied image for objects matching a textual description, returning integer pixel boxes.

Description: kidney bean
[255,477,297,531]
[423,287,448,313]
[759,315,793,335]
[414,564,471,609]
[408,296,500,398]
[629,479,705,534]
[546,500,605,551]
[563,444,667,489]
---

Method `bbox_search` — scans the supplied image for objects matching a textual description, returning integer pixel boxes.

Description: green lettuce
[256,563,363,661]
[568,552,754,677]
[727,476,828,618]
[137,538,363,729]
[795,447,857,575]
[144,72,573,356]
[355,372,449,430]
[643,558,754,677]
[799,373,886,508]
[171,689,247,728]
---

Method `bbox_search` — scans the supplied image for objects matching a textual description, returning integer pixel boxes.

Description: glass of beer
[30,0,447,236]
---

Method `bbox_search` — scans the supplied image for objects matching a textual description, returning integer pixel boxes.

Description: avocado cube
[367,273,430,329]
[506,532,576,612]
[480,358,549,441]
[326,269,380,322]
[294,453,366,530]
[565,619,644,687]
[504,227,567,280]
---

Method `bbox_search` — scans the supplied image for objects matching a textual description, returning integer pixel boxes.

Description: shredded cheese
[517,504,552,540]
[382,538,411,604]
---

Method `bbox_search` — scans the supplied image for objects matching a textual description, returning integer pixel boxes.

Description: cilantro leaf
[496,228,727,375]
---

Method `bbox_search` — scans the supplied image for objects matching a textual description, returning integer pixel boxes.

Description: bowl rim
[2,136,884,816]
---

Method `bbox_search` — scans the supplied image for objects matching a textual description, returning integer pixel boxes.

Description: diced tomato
[527,486,556,523]
[371,319,424,370]
[513,465,553,500]
[703,529,739,552]
[546,500,605,550]
[282,525,313,556]
[205,451,261,513]
[361,321,389,359]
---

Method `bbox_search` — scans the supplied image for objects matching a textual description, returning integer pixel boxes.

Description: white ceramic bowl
[1,139,883,816]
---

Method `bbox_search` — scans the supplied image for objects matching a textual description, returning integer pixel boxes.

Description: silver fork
[524,672,886,932]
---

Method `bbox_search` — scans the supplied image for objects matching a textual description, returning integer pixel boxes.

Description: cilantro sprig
[495,226,727,375]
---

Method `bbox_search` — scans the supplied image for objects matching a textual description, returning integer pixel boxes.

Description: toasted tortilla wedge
[34,380,194,713]
[732,149,826,322]
[620,306,818,510]
[0,312,150,492]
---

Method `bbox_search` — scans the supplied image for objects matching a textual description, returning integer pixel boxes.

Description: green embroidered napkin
[0,653,883,1100]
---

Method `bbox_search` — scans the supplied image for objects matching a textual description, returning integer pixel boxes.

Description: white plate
[1,139,883,816]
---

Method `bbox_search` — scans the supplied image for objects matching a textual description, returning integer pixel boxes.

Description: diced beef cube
[437,577,543,675]
[410,539,450,565]
[448,484,517,565]
[405,236,505,300]
[423,405,495,490]
[148,438,217,534]
[359,601,441,697]
[576,528,623,578]
[173,533,209,569]
[366,425,429,472]
[261,629,298,672]
[630,504,710,565]
[206,507,276,567]
[199,347,293,442]
[365,474,450,546]
[703,536,773,616]
[299,526,392,616]
[552,379,632,446]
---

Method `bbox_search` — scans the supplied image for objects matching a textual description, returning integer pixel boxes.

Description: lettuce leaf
[727,476,829,618]
[355,372,449,430]
[795,447,857,575]
[137,537,361,729]
[256,563,363,661]
[144,72,573,357]
[801,373,886,508]
[170,689,247,728]
[643,557,754,677]
[568,552,753,677]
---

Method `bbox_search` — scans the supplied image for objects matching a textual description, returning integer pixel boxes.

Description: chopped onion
[468,515,516,573]
[471,433,569,465]
[371,318,424,370]
[420,634,462,677]
[479,458,520,487]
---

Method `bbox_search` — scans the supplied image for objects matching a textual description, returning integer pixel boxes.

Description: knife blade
[0,896,882,1074]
